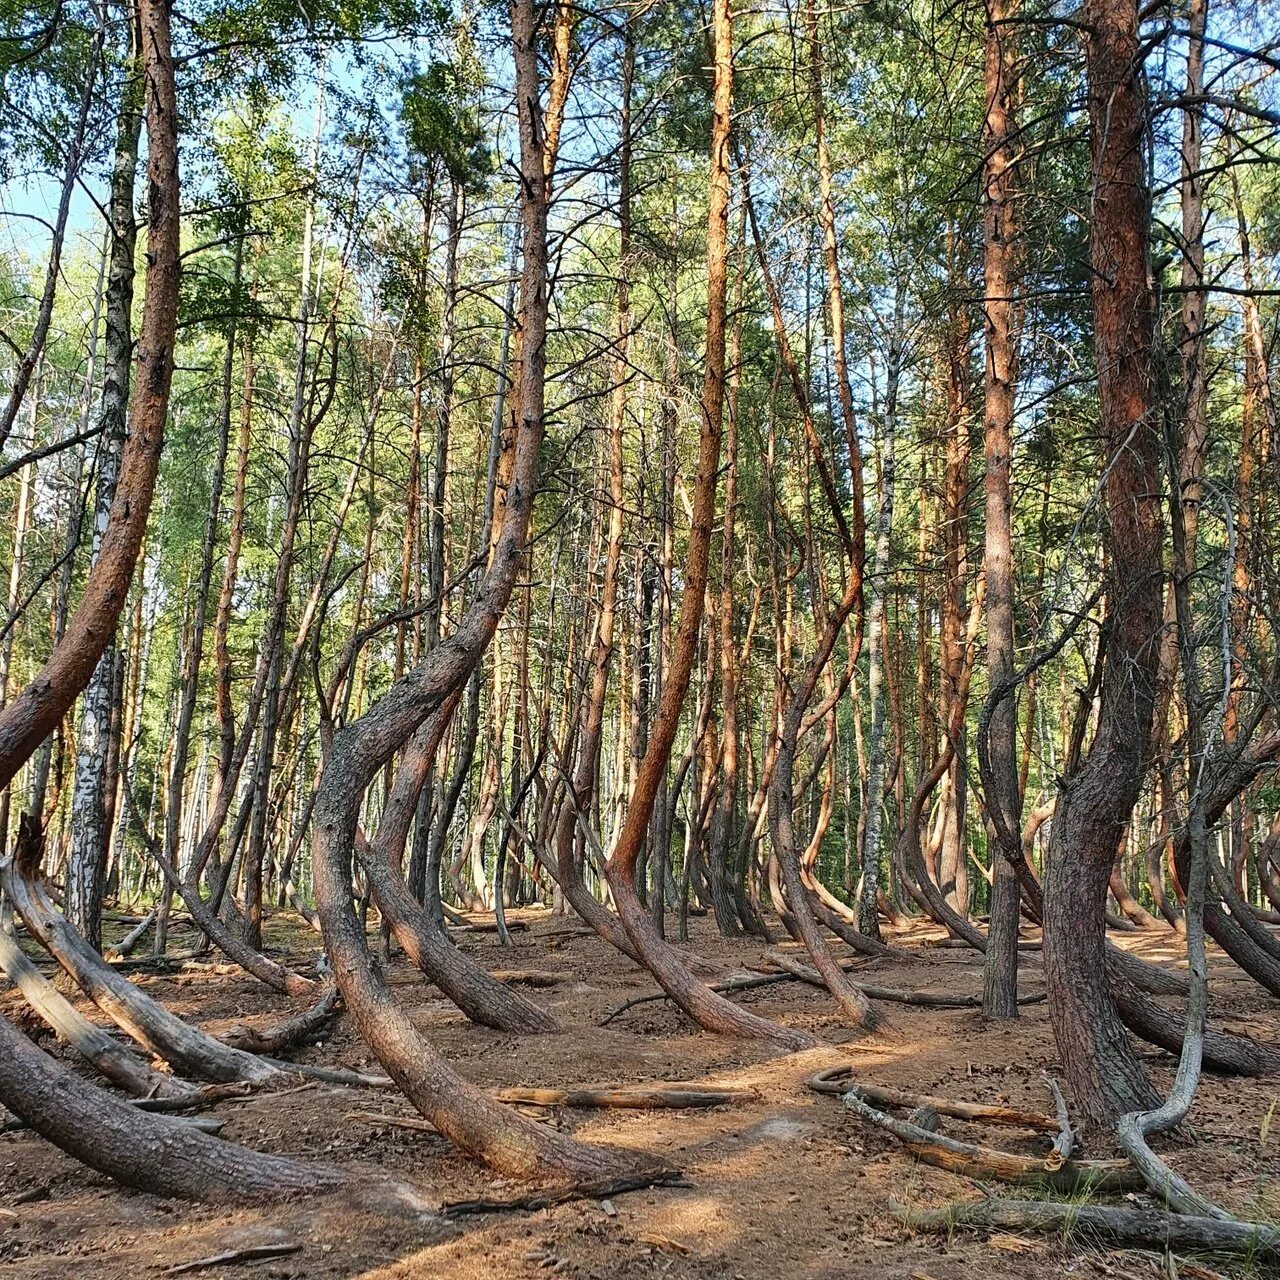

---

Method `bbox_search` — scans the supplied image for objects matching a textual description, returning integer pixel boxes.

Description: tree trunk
[309,0,638,1182]
[857,289,903,939]
[65,25,144,950]
[1042,0,1163,1125]
[600,0,813,1051]
[979,0,1022,1019]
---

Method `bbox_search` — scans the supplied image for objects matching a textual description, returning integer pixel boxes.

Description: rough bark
[309,0,640,1182]
[0,1012,340,1201]
[1041,0,1163,1125]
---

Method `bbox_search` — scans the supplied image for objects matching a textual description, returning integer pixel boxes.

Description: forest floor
[2,909,1278,1279]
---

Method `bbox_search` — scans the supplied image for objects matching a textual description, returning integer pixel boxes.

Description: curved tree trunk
[4,852,279,1083]
[0,1013,340,1201]
[599,0,815,1053]
[1041,0,1164,1125]
[0,0,360,1201]
[0,923,190,1101]
[309,0,639,1182]
[357,694,560,1033]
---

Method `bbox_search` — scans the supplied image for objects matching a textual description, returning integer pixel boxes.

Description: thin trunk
[979,0,1023,1019]
[857,289,903,939]
[65,27,145,950]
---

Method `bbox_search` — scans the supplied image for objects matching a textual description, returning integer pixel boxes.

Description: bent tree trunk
[0,1013,339,1201]
[600,0,815,1053]
[0,923,189,1101]
[3,850,279,1083]
[358,694,560,1033]
[0,0,351,1201]
[309,0,639,1183]
[1041,0,1163,1124]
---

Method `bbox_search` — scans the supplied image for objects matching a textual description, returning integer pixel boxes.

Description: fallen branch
[601,960,872,1024]
[806,1065,1060,1131]
[843,1090,1139,1193]
[439,1170,689,1218]
[762,950,1046,1008]
[347,1081,755,1134]
[894,1195,1280,1262]
[491,1084,756,1110]
[259,1058,392,1088]
[1043,1073,1074,1167]
[162,1243,302,1275]
[347,1110,439,1135]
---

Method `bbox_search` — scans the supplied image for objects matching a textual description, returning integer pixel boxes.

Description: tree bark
[309,0,639,1182]
[65,21,144,949]
[1042,0,1165,1124]
[979,0,1022,1019]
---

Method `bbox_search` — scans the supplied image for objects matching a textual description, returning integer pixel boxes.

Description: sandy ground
[1,910,1278,1279]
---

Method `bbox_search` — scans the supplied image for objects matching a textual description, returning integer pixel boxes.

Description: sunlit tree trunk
[1042,0,1163,1124]
[979,0,1023,1018]
[66,24,144,949]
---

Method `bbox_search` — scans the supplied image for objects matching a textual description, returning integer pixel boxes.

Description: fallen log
[348,1081,755,1133]
[805,1065,1060,1132]
[762,949,1046,1008]
[491,1084,756,1109]
[843,1091,1140,1193]
[894,1195,1280,1262]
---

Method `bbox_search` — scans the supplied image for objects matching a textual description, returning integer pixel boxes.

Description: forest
[0,0,1278,1274]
